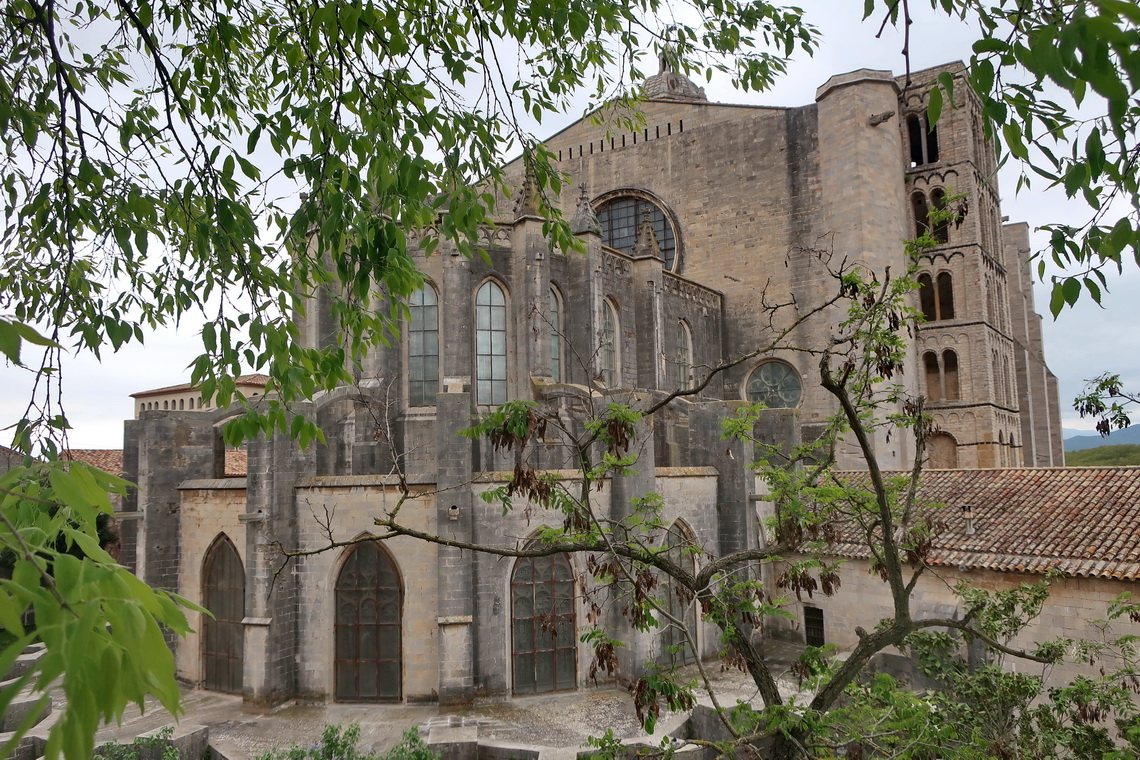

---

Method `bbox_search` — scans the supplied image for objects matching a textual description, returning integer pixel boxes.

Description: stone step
[0,732,44,760]
[0,692,52,733]
[5,647,46,681]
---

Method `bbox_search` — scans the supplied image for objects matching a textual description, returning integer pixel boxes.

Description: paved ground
[74,641,807,760]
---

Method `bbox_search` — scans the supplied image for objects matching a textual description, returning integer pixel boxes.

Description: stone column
[242,423,316,706]
[435,386,475,703]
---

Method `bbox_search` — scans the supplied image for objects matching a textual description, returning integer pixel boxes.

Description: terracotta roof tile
[225,449,247,477]
[131,374,269,398]
[63,449,124,475]
[825,467,1140,580]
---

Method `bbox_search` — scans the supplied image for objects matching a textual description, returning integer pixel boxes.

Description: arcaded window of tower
[906,112,940,166]
[924,351,942,401]
[596,194,679,271]
[936,272,955,319]
[475,280,508,404]
[912,192,930,238]
[931,188,949,244]
[942,349,960,400]
[918,273,937,321]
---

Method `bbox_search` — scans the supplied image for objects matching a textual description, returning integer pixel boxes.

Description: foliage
[0,0,817,452]
[1,1,1138,759]
[0,459,198,760]
[255,725,439,760]
[357,226,1139,760]
[1075,372,1140,435]
[895,0,1140,315]
[96,726,179,760]
[1065,443,1140,466]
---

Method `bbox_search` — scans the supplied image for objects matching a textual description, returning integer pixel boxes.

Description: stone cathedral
[120,61,1063,707]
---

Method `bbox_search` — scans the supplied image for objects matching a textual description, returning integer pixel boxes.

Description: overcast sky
[2,0,1135,450]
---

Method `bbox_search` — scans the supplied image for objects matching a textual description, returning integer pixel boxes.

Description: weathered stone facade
[122,61,1066,706]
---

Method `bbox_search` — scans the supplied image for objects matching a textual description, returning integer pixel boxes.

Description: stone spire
[513,164,540,218]
[570,185,601,236]
[632,208,663,260]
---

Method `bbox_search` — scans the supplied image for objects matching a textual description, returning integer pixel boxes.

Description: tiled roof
[63,449,125,475]
[225,449,247,477]
[131,374,270,398]
[824,467,1140,581]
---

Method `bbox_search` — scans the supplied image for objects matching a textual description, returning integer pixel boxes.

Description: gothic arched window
[408,284,439,406]
[596,195,679,271]
[549,286,563,382]
[475,281,508,404]
[511,553,576,694]
[599,299,620,387]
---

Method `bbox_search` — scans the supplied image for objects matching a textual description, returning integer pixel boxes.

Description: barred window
[407,285,439,406]
[475,281,508,404]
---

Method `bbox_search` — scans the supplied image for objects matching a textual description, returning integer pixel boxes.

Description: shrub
[256,725,438,760]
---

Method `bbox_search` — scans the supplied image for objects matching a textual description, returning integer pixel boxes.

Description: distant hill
[1066,444,1140,467]
[1064,425,1140,452]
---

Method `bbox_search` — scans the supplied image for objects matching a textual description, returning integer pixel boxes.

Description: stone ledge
[179,478,248,490]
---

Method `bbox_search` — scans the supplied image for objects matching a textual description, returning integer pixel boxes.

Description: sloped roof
[63,449,125,475]
[224,449,247,477]
[131,374,270,398]
[826,467,1140,581]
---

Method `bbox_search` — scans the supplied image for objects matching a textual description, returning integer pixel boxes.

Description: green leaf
[927,85,943,126]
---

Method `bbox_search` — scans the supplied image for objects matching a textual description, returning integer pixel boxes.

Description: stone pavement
[80,641,806,760]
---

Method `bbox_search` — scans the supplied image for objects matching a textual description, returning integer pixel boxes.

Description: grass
[1066,444,1140,467]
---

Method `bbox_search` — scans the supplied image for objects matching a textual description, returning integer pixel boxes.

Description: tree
[281,229,1140,759]
[2,1,1139,759]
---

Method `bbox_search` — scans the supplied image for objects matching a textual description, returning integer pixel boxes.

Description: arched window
[927,432,958,468]
[163,400,169,410]
[179,399,185,410]
[924,352,941,401]
[511,553,576,694]
[931,189,949,244]
[668,320,693,389]
[335,541,402,701]
[912,192,930,238]
[936,272,955,319]
[475,281,507,405]
[596,195,679,271]
[918,273,937,321]
[746,361,801,408]
[907,112,940,166]
[599,299,619,387]
[202,535,245,694]
[549,286,563,382]
[942,350,960,400]
[660,522,697,666]
[408,285,440,406]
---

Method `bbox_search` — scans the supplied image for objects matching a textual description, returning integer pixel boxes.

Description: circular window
[746,362,802,408]
[595,195,679,271]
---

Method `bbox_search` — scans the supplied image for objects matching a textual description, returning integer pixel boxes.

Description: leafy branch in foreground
[0,459,199,760]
